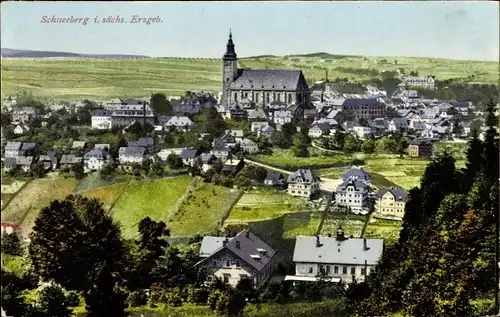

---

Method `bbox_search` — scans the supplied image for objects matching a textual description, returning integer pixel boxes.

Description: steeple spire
[223,29,237,60]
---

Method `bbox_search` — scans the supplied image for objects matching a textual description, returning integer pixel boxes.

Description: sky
[1,1,499,61]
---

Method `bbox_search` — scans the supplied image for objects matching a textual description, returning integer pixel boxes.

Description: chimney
[364,260,368,278]
[315,235,320,247]
[327,233,331,238]
[363,238,368,251]
[143,101,146,126]
[223,238,228,247]
[245,231,250,238]
[325,69,329,82]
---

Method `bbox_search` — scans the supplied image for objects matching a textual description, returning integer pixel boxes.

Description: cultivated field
[166,179,243,237]
[110,176,192,239]
[226,190,308,223]
[2,53,497,101]
[1,177,78,232]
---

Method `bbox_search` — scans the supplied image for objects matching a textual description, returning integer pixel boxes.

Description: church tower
[221,30,238,106]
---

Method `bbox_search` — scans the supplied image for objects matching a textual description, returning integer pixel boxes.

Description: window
[212,260,217,267]
[223,274,230,283]
[361,268,366,275]
[245,92,248,98]
[266,93,270,103]
[351,266,356,275]
[309,267,313,274]
[334,266,339,274]
[236,260,241,267]
[288,94,292,104]
[256,94,259,103]
[342,266,347,274]
[226,260,230,267]
[326,266,331,274]
[239,274,247,280]
[319,265,325,274]
[234,93,238,102]
[277,93,281,101]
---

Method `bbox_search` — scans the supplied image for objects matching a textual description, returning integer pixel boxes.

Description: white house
[409,118,426,130]
[118,147,147,166]
[179,148,199,166]
[91,109,113,130]
[159,116,194,131]
[83,149,108,173]
[308,123,331,138]
[336,177,369,214]
[158,148,185,162]
[251,121,270,135]
[4,142,22,158]
[287,169,321,199]
[387,118,408,132]
[13,125,29,135]
[352,125,374,139]
[195,230,276,288]
[240,138,259,154]
[272,110,293,125]
[286,230,384,284]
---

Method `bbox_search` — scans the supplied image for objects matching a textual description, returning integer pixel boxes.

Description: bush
[164,288,183,307]
[126,290,148,307]
[187,286,210,304]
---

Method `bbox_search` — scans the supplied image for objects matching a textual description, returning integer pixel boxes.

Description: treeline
[416,82,499,109]
[318,132,409,155]
[352,100,499,316]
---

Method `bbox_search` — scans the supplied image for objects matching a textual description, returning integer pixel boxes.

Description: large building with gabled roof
[221,31,311,109]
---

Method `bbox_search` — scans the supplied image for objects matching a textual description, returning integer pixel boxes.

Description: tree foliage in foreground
[355,99,499,317]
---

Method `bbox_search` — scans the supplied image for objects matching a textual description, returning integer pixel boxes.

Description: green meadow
[2,53,497,101]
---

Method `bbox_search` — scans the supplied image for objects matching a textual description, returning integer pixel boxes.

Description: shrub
[126,290,148,307]
[186,286,210,304]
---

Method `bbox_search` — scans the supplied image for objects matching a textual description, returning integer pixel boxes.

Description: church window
[234,93,238,102]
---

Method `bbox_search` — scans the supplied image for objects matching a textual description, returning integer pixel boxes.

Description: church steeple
[223,29,237,60]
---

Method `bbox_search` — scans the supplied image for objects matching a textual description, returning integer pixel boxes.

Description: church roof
[230,69,304,91]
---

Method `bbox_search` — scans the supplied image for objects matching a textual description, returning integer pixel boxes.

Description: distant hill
[0,48,150,59]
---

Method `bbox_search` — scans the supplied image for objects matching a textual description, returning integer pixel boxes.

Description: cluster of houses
[195,227,384,288]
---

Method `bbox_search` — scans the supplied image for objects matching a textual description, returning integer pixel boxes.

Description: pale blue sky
[1,1,499,61]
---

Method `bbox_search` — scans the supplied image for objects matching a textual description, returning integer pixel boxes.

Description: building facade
[408,139,433,158]
[287,168,321,198]
[286,229,384,284]
[221,31,311,109]
[403,76,437,90]
[375,188,408,219]
[196,230,276,288]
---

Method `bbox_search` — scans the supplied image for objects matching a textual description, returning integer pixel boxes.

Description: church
[220,31,311,110]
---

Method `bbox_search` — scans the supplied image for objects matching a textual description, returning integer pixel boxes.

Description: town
[1,25,499,317]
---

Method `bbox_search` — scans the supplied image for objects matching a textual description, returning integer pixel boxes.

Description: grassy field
[110,176,192,239]
[363,217,402,245]
[80,181,129,211]
[283,213,322,237]
[226,190,308,223]
[252,149,355,171]
[2,53,497,101]
[1,176,78,232]
[167,180,243,236]
[320,211,367,238]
